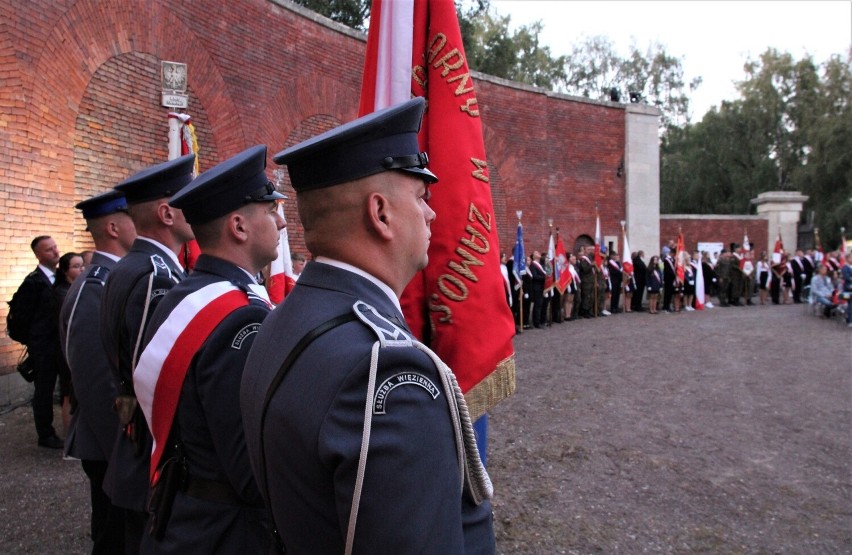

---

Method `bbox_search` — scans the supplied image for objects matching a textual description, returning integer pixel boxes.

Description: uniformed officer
[133,145,284,553]
[240,97,496,554]
[100,153,196,553]
[60,190,137,553]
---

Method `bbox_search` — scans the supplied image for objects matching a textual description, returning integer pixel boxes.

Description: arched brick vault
[257,74,356,253]
[25,0,244,237]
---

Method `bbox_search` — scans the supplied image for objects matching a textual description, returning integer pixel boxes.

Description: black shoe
[38,435,63,449]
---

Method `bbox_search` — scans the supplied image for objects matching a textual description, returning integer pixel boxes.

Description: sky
[492,0,851,121]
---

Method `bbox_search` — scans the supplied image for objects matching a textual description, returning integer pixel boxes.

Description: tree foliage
[292,0,370,30]
[662,49,852,247]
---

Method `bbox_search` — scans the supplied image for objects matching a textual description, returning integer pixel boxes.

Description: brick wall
[660,216,770,258]
[0,0,633,378]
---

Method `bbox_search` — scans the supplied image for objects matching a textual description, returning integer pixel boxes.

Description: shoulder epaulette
[352,301,412,348]
[149,254,172,280]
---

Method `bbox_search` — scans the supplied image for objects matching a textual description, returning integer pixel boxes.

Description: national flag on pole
[135,282,250,483]
[693,259,705,310]
[555,235,570,294]
[266,203,296,305]
[359,0,515,418]
[621,228,633,275]
[168,112,201,271]
[772,231,784,264]
[513,222,526,283]
[594,211,602,270]
[675,232,686,282]
[544,229,556,292]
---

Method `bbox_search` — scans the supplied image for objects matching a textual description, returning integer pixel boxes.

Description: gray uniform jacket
[241,261,495,554]
[100,238,184,511]
[137,254,270,553]
[60,251,119,460]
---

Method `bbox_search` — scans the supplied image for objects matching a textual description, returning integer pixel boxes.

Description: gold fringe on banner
[464,354,517,421]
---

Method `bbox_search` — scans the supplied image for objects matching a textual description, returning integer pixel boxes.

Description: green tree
[458,1,565,89]
[562,36,700,128]
[661,48,852,248]
[292,0,370,30]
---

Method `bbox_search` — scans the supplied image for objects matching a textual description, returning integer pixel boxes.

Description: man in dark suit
[134,145,284,552]
[631,250,647,311]
[99,153,196,553]
[14,235,63,448]
[790,250,805,303]
[241,98,495,554]
[529,250,546,328]
[662,247,676,312]
[60,190,136,553]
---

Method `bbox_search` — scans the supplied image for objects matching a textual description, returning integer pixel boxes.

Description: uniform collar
[314,256,402,314]
[137,236,183,270]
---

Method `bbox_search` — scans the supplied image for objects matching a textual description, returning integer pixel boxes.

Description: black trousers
[82,459,127,554]
[30,352,58,440]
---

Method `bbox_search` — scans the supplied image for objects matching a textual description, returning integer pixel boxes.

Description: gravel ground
[1,302,850,554]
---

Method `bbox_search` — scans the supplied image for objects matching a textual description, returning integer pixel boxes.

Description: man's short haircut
[31,235,51,251]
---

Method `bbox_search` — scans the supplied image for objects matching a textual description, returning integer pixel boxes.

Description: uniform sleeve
[318,346,468,554]
[65,281,120,458]
[191,305,268,504]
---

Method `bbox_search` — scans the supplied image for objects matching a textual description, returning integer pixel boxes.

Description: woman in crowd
[52,251,84,436]
[623,258,636,313]
[770,254,787,304]
[647,255,662,314]
[561,253,579,321]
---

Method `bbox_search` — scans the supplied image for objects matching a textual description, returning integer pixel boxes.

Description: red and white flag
[693,259,705,310]
[359,0,516,418]
[267,203,296,305]
[621,228,633,275]
[772,232,784,264]
[555,235,570,294]
[135,282,249,483]
[594,211,602,270]
[675,232,686,283]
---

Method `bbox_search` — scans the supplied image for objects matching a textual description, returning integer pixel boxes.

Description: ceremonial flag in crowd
[594,210,602,270]
[359,0,516,418]
[266,203,296,305]
[621,227,633,275]
[168,112,201,271]
[544,228,556,292]
[513,221,526,284]
[772,231,784,264]
[743,231,750,252]
[675,232,686,282]
[555,234,569,294]
[694,258,705,310]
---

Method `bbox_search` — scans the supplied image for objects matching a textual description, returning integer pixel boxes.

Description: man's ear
[157,201,176,226]
[105,219,121,239]
[229,212,249,243]
[367,191,393,241]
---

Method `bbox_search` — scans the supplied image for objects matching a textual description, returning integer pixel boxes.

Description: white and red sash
[135,282,250,484]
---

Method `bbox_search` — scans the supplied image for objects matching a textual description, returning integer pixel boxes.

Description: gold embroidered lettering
[433,48,465,77]
[470,158,489,184]
[460,226,489,255]
[427,34,447,64]
[459,97,479,117]
[448,246,484,282]
[447,72,474,96]
[467,202,492,232]
[429,294,453,323]
[412,65,427,88]
[438,274,468,301]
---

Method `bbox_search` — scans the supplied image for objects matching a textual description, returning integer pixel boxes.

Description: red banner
[360,0,515,418]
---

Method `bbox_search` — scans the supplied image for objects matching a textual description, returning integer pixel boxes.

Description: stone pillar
[751,191,809,253]
[624,103,661,257]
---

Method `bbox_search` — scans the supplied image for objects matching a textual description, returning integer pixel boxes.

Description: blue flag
[513,222,526,281]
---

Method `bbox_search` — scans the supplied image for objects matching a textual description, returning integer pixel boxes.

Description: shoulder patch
[352,301,411,347]
[231,322,260,349]
[373,372,440,414]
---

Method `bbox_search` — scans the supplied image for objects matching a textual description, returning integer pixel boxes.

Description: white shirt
[314,257,402,314]
[38,264,55,284]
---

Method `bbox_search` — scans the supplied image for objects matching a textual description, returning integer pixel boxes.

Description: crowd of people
[10,98,494,553]
[503,240,852,330]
